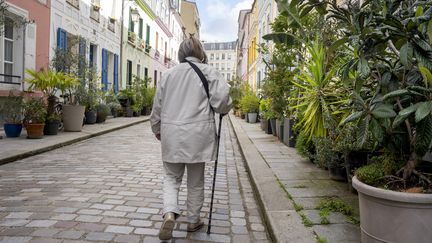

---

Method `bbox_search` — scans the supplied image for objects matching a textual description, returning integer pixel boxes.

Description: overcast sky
[194,0,253,43]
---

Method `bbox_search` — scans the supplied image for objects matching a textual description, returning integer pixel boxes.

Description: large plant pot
[282,118,296,147]
[328,166,347,181]
[85,111,97,124]
[270,119,277,136]
[141,107,147,116]
[63,105,85,132]
[44,121,59,135]
[247,113,258,123]
[261,119,272,134]
[111,108,118,118]
[352,176,432,243]
[4,124,23,138]
[26,123,45,139]
[125,107,134,117]
[96,113,107,123]
[276,119,284,141]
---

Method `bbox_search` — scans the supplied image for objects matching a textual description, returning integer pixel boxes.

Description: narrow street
[0,120,270,243]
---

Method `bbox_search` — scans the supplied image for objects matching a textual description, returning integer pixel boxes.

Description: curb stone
[229,113,316,243]
[0,118,149,166]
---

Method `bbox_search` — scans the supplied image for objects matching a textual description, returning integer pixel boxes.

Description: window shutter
[113,54,119,94]
[57,28,67,50]
[101,48,108,91]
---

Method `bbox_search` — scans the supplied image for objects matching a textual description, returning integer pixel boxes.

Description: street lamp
[130,8,140,22]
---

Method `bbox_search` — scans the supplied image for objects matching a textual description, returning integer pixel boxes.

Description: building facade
[203,41,237,82]
[1,0,51,96]
[121,0,184,89]
[180,0,200,39]
[50,0,122,92]
[236,9,250,82]
[246,0,258,91]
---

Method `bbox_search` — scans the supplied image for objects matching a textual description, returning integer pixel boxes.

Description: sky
[194,0,253,43]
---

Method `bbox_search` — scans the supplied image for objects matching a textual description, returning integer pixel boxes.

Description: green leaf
[416,6,424,18]
[262,32,299,46]
[400,42,413,69]
[358,57,370,79]
[392,113,410,129]
[428,19,432,43]
[383,89,409,100]
[370,118,385,143]
[341,111,363,125]
[328,37,348,55]
[356,115,370,148]
[415,114,432,156]
[399,103,421,116]
[419,65,432,88]
[414,37,432,51]
[371,104,397,119]
[415,101,432,123]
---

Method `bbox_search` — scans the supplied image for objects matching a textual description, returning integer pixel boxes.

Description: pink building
[0,0,51,96]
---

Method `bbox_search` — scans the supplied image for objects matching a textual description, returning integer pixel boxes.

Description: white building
[121,0,184,88]
[203,41,237,81]
[50,0,122,92]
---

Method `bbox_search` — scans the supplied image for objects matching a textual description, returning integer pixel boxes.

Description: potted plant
[326,1,432,242]
[259,98,274,134]
[26,69,65,135]
[58,73,84,132]
[24,97,47,139]
[240,94,259,123]
[118,88,135,117]
[96,103,110,123]
[0,92,24,137]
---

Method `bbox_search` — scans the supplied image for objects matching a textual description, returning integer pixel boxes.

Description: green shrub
[259,98,276,120]
[96,103,111,117]
[355,163,385,186]
[296,131,315,161]
[240,94,259,113]
[24,98,47,124]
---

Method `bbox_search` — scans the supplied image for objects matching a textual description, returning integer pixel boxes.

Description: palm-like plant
[291,40,349,141]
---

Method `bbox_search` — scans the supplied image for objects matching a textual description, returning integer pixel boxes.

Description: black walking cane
[207,114,223,234]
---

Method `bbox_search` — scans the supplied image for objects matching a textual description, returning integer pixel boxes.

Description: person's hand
[155,133,161,141]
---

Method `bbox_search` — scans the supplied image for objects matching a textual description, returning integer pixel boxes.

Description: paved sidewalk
[0,118,270,242]
[229,114,361,243]
[0,117,149,165]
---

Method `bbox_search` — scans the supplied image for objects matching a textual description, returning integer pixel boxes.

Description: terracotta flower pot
[26,123,45,139]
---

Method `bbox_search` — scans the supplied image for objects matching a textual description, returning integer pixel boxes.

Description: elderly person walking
[150,37,232,240]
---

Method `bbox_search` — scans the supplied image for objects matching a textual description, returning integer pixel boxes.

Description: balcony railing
[0,73,21,85]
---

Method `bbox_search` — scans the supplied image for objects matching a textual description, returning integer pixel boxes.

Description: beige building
[180,0,200,39]
[203,41,237,81]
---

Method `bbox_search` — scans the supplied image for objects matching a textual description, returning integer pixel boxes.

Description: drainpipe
[21,22,26,92]
[119,0,125,89]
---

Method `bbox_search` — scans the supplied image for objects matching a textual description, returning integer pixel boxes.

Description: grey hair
[178,37,207,63]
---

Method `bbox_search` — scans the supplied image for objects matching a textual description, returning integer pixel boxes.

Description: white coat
[150,56,232,163]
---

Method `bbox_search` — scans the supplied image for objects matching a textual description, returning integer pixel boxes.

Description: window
[127,60,132,86]
[222,54,225,60]
[128,8,135,32]
[138,18,143,39]
[89,44,96,66]
[154,70,158,86]
[227,73,231,80]
[227,65,231,71]
[221,63,225,70]
[222,73,225,78]
[144,67,148,78]
[137,64,141,78]
[210,53,214,60]
[216,63,219,70]
[3,19,14,83]
[228,54,231,60]
[216,53,219,60]
[155,32,159,50]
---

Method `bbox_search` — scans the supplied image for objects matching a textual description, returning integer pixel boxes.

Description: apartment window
[127,60,132,86]
[155,32,159,50]
[222,73,225,78]
[128,8,135,32]
[228,54,231,60]
[154,70,158,86]
[222,53,225,60]
[227,73,231,81]
[3,19,14,83]
[221,63,225,71]
[137,64,141,78]
[216,63,219,70]
[210,53,214,60]
[138,18,143,39]
[144,67,148,78]
[216,53,219,60]
[145,25,150,45]
[227,65,231,71]
[89,44,97,67]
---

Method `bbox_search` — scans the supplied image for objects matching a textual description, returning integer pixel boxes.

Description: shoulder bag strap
[186,60,214,112]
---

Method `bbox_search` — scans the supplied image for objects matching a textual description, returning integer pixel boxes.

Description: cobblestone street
[0,119,270,243]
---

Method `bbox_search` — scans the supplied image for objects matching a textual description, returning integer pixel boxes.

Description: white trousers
[162,162,205,223]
